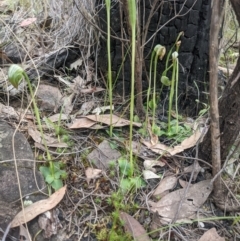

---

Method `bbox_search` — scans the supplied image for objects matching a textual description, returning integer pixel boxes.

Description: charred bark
[96,0,211,116]
[200,0,240,163]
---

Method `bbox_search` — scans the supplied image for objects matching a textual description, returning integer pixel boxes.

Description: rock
[0,121,45,234]
[36,84,63,112]
[87,140,121,170]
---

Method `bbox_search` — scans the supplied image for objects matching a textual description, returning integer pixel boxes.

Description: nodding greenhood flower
[172,51,179,60]
[154,44,166,60]
[8,64,24,89]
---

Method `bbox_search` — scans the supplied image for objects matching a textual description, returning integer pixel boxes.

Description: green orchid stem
[105,0,113,137]
[175,59,179,132]
[23,73,54,176]
[168,60,177,133]
[165,31,183,70]
[128,0,137,177]
[152,52,158,130]
[146,51,155,126]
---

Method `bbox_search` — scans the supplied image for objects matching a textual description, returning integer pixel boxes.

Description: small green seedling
[118,156,145,193]
[40,162,67,190]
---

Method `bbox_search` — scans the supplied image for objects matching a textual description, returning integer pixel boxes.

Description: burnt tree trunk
[96,0,211,116]
[200,0,240,162]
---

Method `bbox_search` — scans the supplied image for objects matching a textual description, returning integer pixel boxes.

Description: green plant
[127,0,137,178]
[159,119,192,143]
[118,156,145,193]
[105,0,113,137]
[146,44,166,135]
[161,32,183,134]
[8,64,66,192]
[103,156,145,241]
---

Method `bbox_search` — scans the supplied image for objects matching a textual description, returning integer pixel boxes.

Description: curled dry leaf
[142,130,202,156]
[70,59,83,70]
[149,180,212,221]
[153,176,177,198]
[11,185,66,228]
[92,105,114,115]
[28,127,68,148]
[120,212,151,241]
[143,160,165,171]
[38,209,62,238]
[85,167,102,184]
[143,170,161,180]
[198,228,225,241]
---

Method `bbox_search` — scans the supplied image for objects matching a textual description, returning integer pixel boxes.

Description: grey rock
[0,120,45,232]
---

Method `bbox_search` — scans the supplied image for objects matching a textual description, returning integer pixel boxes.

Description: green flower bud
[8,64,24,89]
[172,51,178,60]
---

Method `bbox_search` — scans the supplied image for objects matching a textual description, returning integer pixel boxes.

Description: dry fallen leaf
[69,117,96,129]
[38,209,62,238]
[92,105,114,115]
[120,212,151,241]
[143,160,165,171]
[149,180,212,221]
[11,185,66,227]
[19,18,37,27]
[198,228,225,241]
[178,179,193,188]
[85,167,102,184]
[143,170,161,180]
[20,224,32,241]
[28,127,68,148]
[78,101,95,116]
[86,114,142,127]
[142,130,202,156]
[184,161,202,181]
[80,86,105,94]
[47,113,68,122]
[70,114,142,129]
[70,59,83,70]
[153,176,177,198]
[62,93,75,115]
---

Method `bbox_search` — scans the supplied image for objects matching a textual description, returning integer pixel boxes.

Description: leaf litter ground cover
[1,85,239,241]
[0,46,239,240]
[1,5,240,239]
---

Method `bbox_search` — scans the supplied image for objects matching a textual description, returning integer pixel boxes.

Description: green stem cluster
[161,32,182,134]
